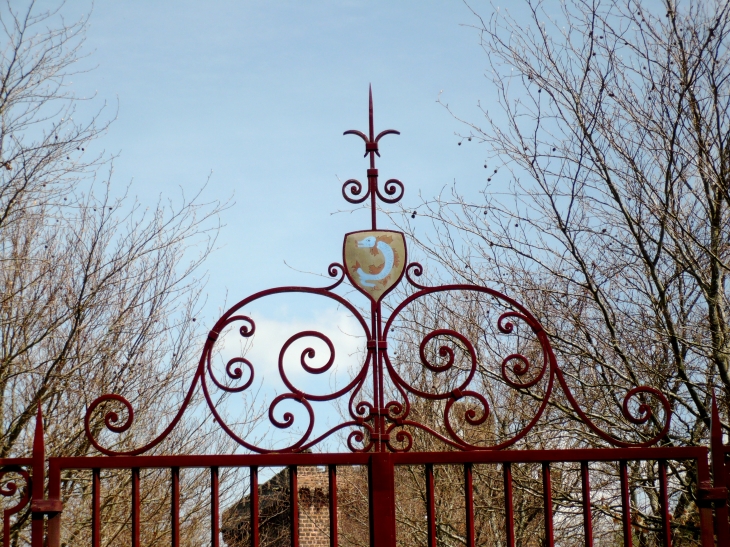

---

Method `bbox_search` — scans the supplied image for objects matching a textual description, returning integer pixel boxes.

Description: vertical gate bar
[250,466,259,547]
[658,461,671,547]
[368,86,377,231]
[726,453,730,545]
[171,467,180,547]
[92,468,101,547]
[542,462,554,547]
[211,467,220,547]
[620,461,633,547]
[47,460,61,547]
[3,509,9,547]
[30,405,44,547]
[328,465,338,547]
[711,393,730,545]
[290,466,299,547]
[581,461,593,547]
[132,468,140,547]
[503,463,515,547]
[464,463,475,547]
[425,464,436,547]
[369,453,396,547]
[697,456,716,547]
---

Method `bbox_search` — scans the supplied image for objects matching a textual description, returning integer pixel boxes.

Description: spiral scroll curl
[220,314,256,338]
[622,387,670,426]
[85,393,134,443]
[555,369,672,447]
[447,390,490,427]
[497,310,539,334]
[442,390,491,448]
[353,400,374,422]
[207,315,257,393]
[269,393,314,432]
[342,179,370,204]
[405,262,429,290]
[409,329,478,396]
[501,353,546,389]
[375,179,404,204]
[385,399,407,422]
[347,426,374,453]
[322,263,346,290]
[385,426,413,452]
[348,366,377,422]
[278,331,341,398]
[208,357,254,393]
[0,466,31,516]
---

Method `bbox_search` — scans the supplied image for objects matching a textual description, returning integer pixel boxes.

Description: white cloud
[214,308,367,396]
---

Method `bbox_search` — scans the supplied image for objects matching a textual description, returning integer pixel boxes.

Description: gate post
[710,393,730,544]
[369,453,396,547]
[28,406,63,547]
[30,406,44,547]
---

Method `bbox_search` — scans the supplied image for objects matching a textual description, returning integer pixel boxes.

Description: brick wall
[221,466,367,547]
[297,467,330,547]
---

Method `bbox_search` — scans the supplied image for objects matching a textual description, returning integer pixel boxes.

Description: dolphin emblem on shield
[343,230,406,302]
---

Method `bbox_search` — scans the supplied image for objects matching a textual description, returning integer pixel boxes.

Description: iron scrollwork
[1,465,31,542]
[84,88,671,455]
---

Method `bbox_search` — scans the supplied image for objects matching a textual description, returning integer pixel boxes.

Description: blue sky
[59,0,511,448]
[68,0,498,310]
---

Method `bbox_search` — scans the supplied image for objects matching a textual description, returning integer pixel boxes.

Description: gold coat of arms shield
[343,230,406,302]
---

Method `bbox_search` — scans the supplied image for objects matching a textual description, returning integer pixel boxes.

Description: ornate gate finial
[342,85,402,230]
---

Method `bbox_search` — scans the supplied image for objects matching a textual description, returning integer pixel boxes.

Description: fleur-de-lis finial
[342,85,402,229]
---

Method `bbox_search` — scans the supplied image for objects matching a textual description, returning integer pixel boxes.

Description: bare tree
[384,0,728,543]
[0,1,244,545]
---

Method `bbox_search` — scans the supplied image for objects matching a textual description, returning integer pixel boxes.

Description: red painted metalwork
[710,394,730,544]
[369,452,396,547]
[250,466,259,547]
[1,465,29,547]
[211,466,220,547]
[69,86,670,458]
[20,446,726,547]
[464,463,475,547]
[658,460,672,547]
[92,468,100,546]
[581,461,594,547]
[132,467,140,547]
[503,463,515,547]
[4,89,728,546]
[29,405,44,546]
[620,461,633,547]
[290,465,299,547]
[541,462,554,547]
[171,467,180,547]
[425,463,436,547]
[328,465,338,547]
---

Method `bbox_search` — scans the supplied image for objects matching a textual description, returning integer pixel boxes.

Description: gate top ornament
[85,87,671,455]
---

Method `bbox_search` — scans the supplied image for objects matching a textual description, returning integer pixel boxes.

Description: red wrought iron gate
[2,90,730,546]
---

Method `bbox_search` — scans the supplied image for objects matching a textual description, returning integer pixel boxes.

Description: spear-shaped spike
[32,403,45,508]
[369,84,374,142]
[33,403,45,468]
[711,390,723,451]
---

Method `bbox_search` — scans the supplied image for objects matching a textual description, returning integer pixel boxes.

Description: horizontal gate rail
[34,446,720,547]
[391,446,709,465]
